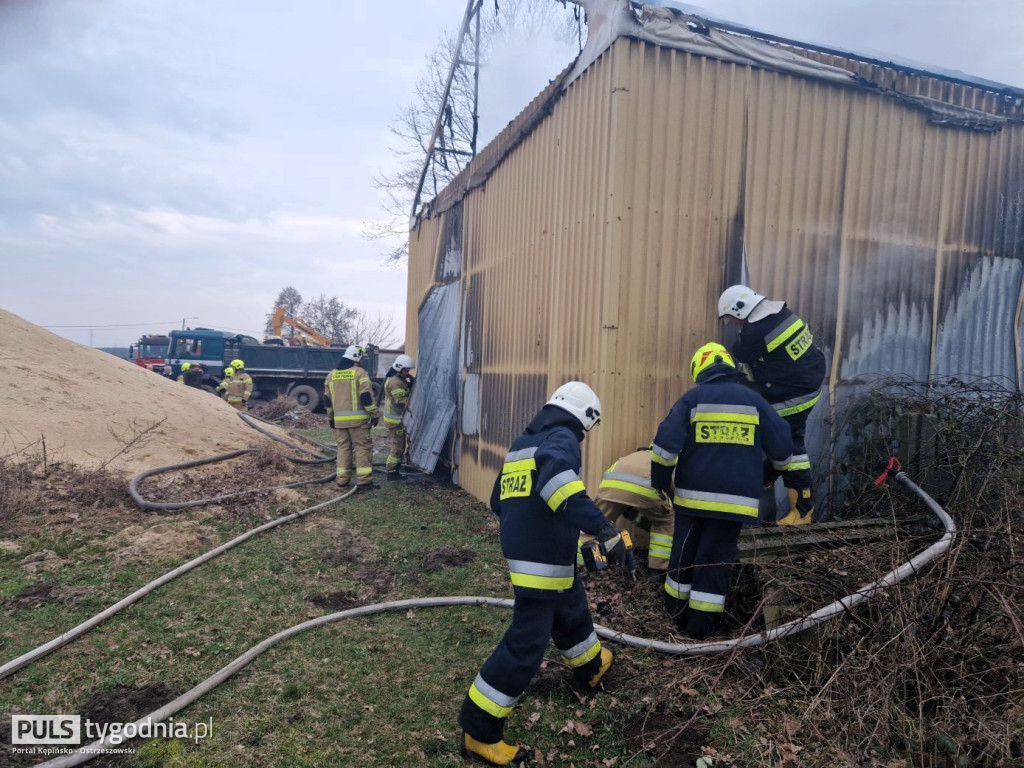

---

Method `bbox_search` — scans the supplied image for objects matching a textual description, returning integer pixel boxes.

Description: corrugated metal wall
[408,36,1024,507]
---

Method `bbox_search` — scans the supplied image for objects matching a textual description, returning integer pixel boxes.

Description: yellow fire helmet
[224,366,234,377]
[231,359,245,370]
[180,362,192,372]
[690,342,735,383]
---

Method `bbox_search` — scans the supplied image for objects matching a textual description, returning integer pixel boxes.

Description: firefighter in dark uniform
[458,382,632,766]
[651,343,793,639]
[718,285,827,526]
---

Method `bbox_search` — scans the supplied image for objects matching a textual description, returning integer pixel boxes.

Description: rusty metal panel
[409,33,1024,508]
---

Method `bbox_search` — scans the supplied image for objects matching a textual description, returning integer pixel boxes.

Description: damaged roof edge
[413,0,1024,226]
[649,1,1024,98]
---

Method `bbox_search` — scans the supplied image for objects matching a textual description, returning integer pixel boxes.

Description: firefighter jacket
[231,371,253,402]
[216,376,231,397]
[324,361,377,428]
[598,450,666,505]
[382,371,411,426]
[224,376,248,404]
[651,366,794,524]
[489,406,609,599]
[730,304,826,416]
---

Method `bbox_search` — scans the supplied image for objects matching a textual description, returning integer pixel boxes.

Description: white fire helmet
[392,354,415,373]
[342,344,364,362]
[718,284,766,321]
[546,381,602,431]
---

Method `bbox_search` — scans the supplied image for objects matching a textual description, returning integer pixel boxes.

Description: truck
[164,328,379,411]
[129,334,172,371]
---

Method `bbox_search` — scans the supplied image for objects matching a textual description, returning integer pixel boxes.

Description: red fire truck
[129,334,171,371]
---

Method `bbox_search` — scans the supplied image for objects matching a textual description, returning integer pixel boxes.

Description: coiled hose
[12,450,952,767]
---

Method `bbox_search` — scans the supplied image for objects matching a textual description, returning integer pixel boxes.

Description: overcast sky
[0,1,1021,349]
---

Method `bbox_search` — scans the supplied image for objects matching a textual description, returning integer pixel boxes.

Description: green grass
[0,476,661,767]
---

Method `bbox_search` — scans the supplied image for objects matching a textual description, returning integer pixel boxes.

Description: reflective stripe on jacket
[383,374,410,425]
[225,377,247,404]
[652,378,793,524]
[598,450,662,501]
[324,365,376,427]
[232,371,254,400]
[730,305,826,408]
[490,416,607,598]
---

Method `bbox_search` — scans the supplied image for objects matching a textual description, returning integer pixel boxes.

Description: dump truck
[164,328,379,411]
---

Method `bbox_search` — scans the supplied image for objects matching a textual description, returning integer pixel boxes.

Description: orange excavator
[267,307,334,348]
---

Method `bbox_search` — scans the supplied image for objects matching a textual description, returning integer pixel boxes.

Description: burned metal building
[405,0,1024,509]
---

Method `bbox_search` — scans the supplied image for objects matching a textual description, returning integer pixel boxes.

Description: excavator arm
[270,307,333,347]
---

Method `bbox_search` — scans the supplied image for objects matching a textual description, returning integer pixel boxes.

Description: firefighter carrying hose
[718,285,826,526]
[651,343,793,639]
[458,382,632,766]
[324,345,378,491]
[579,449,674,579]
[382,354,415,480]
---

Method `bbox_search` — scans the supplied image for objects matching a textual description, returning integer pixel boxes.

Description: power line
[41,321,184,329]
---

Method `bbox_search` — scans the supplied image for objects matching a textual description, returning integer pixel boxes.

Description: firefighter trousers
[459,579,604,744]
[385,424,406,471]
[335,424,373,486]
[663,515,743,639]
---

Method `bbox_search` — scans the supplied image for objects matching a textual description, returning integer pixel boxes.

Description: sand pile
[0,308,293,473]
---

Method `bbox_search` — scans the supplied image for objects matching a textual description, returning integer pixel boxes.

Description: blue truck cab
[166,328,379,411]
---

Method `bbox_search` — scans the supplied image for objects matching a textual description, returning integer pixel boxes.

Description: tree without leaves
[300,294,359,344]
[264,285,303,337]
[349,313,401,349]
[365,0,583,263]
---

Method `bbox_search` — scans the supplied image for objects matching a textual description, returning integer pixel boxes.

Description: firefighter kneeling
[458,382,632,766]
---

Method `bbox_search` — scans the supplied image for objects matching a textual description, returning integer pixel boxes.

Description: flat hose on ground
[28,471,955,767]
[129,450,337,511]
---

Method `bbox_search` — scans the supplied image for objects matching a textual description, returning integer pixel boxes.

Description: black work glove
[596,523,630,568]
[650,461,674,498]
[369,416,380,427]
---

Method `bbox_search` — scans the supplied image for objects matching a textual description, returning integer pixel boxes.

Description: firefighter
[651,343,793,639]
[458,381,631,766]
[323,345,378,491]
[229,358,254,410]
[183,362,204,388]
[216,366,234,398]
[587,448,674,578]
[223,367,250,411]
[175,362,190,384]
[382,354,415,480]
[718,285,827,526]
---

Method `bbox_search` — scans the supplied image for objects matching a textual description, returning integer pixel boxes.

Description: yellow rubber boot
[462,733,529,766]
[777,489,813,526]
[587,646,615,688]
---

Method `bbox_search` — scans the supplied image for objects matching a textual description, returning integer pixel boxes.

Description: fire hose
[4,457,953,767]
